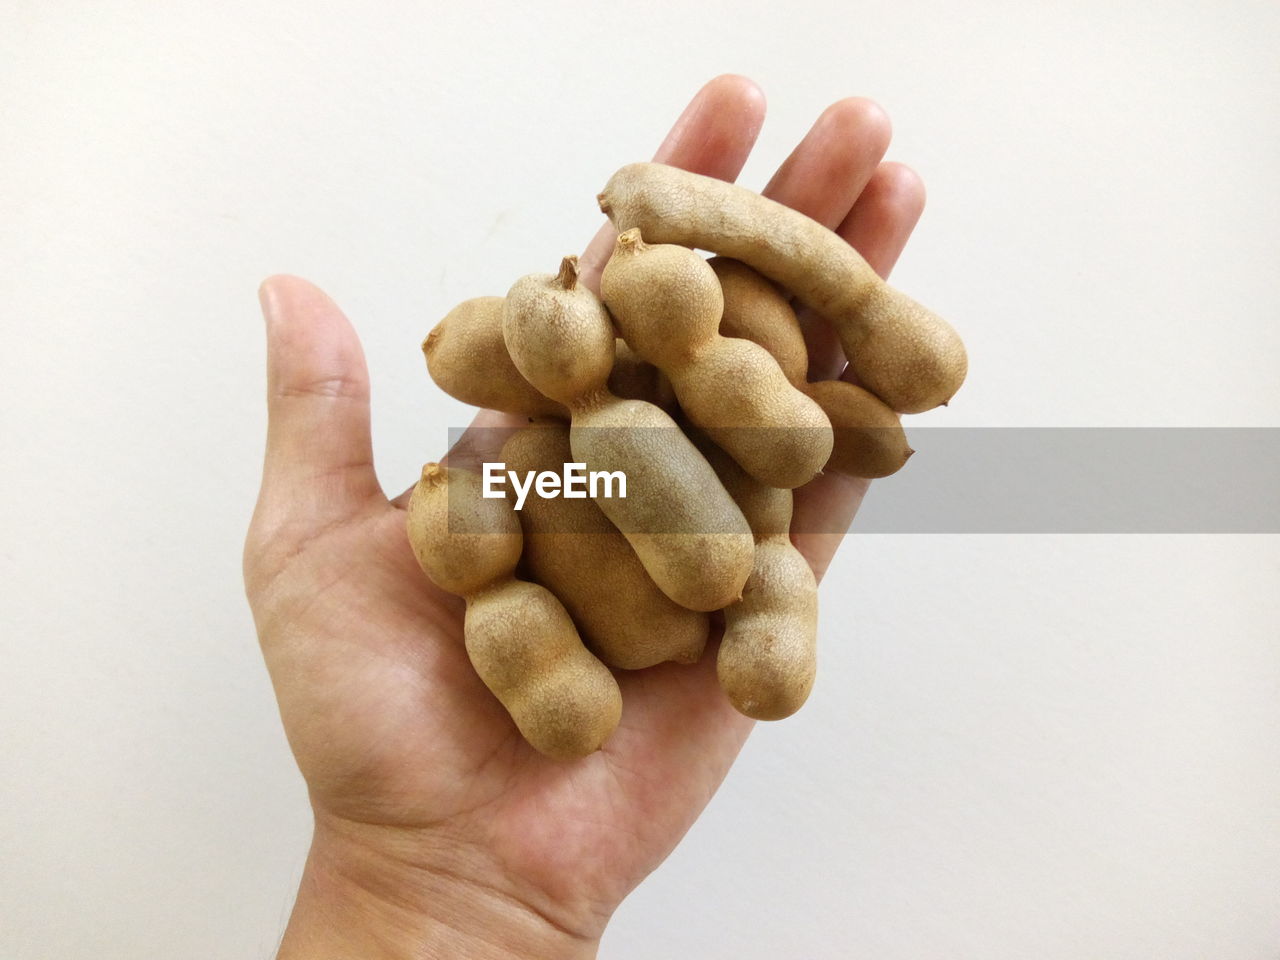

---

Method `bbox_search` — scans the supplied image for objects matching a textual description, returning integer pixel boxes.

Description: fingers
[761,97,891,225]
[254,275,383,531]
[837,160,927,285]
[578,74,767,291]
[757,98,892,382]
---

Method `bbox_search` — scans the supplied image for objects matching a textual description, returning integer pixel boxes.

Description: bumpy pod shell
[503,422,709,669]
[424,297,565,418]
[502,257,754,612]
[406,464,622,758]
[601,231,833,489]
[423,297,673,416]
[696,439,818,721]
[599,162,967,413]
[711,258,913,479]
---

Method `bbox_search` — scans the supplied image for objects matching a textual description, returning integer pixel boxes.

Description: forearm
[278,822,601,960]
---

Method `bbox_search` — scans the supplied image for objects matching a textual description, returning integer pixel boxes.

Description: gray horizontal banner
[442,427,1280,534]
[850,427,1278,533]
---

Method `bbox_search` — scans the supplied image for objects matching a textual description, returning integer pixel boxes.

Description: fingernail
[258,277,281,328]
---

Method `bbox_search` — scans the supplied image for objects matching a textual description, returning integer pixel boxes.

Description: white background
[3,1,1278,957]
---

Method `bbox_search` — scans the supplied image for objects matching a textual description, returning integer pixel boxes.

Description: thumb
[253,275,383,539]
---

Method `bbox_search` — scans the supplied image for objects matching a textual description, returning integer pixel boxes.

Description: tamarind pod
[502,422,709,669]
[424,297,673,414]
[406,464,622,758]
[712,257,913,478]
[696,436,817,721]
[599,162,967,413]
[601,231,833,489]
[503,256,754,612]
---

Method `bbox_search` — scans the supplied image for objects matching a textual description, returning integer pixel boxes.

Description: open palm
[244,75,926,953]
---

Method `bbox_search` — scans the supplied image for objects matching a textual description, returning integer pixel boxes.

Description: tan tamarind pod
[406,463,622,758]
[423,297,673,414]
[423,297,565,418]
[601,230,833,489]
[598,162,967,413]
[802,381,913,478]
[502,422,709,669]
[695,435,818,721]
[712,257,913,479]
[710,257,807,385]
[502,255,754,612]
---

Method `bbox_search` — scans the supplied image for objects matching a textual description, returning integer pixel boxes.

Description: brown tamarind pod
[406,463,622,758]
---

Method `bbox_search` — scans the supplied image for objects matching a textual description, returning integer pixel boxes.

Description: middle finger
[760,97,892,382]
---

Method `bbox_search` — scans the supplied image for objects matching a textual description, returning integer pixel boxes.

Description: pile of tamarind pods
[408,163,967,758]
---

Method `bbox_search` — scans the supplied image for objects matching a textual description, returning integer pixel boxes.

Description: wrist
[278,816,601,960]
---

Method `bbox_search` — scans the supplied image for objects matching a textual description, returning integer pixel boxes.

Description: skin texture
[406,464,622,759]
[697,436,818,720]
[244,79,928,957]
[711,257,913,479]
[601,231,833,489]
[501,422,709,669]
[502,255,754,612]
[598,161,964,413]
[424,297,672,415]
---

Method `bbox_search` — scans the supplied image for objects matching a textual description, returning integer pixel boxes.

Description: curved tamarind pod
[696,436,817,721]
[502,422,708,669]
[711,257,808,384]
[601,231,833,489]
[406,463,622,758]
[503,256,753,612]
[712,257,913,479]
[599,162,967,413]
[802,381,913,479]
[424,297,564,417]
[423,297,673,415]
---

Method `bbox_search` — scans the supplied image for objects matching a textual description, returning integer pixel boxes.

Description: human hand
[244,75,925,959]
